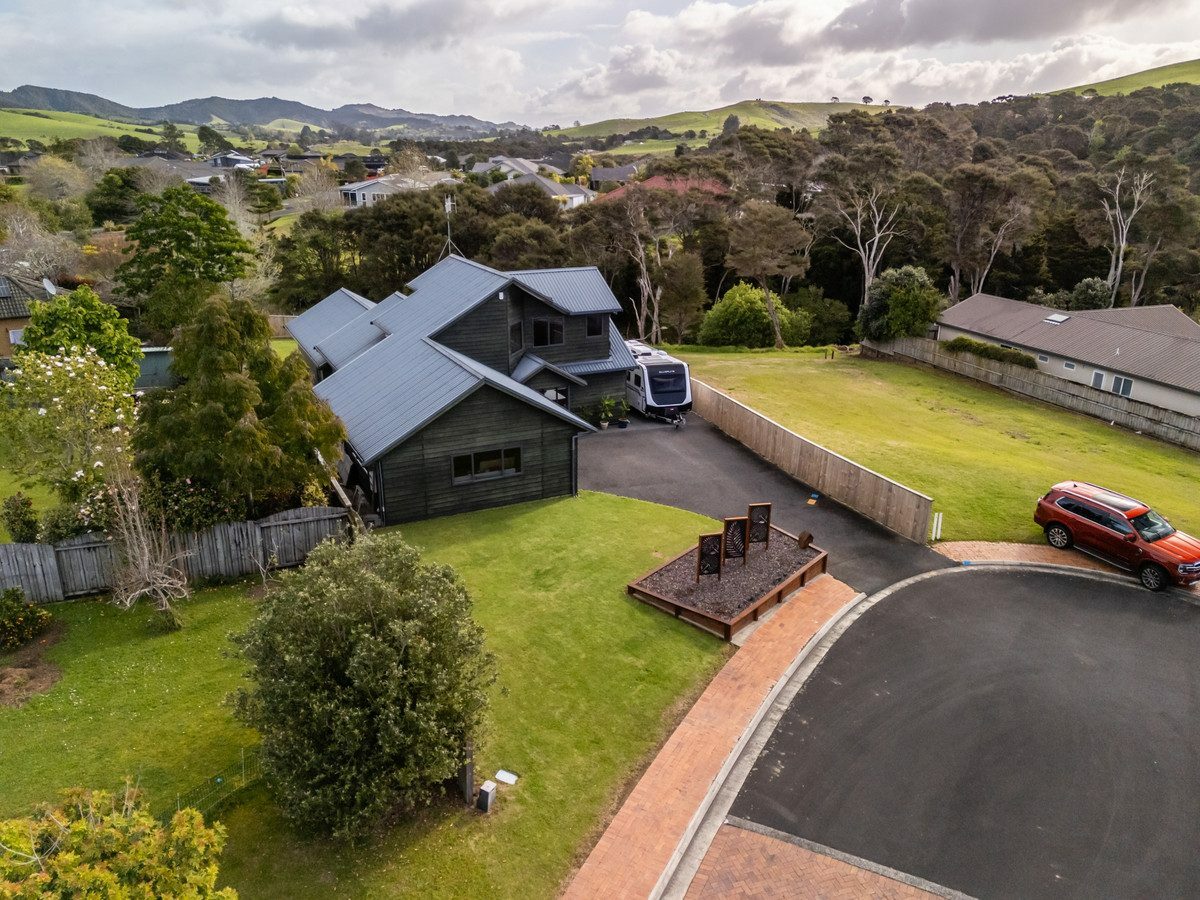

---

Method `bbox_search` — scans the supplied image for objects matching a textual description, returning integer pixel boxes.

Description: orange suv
[1034,481,1200,591]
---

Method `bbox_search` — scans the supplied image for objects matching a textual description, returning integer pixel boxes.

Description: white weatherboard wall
[936,325,1200,417]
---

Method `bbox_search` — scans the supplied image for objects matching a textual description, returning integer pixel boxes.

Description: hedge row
[940,336,1038,369]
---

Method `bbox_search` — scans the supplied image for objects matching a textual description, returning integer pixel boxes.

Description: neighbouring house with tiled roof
[938,293,1200,417]
[469,156,564,179]
[0,273,57,359]
[287,255,635,523]
[589,162,641,191]
[487,172,595,208]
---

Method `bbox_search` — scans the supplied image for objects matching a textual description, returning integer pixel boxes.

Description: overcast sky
[2,0,1199,126]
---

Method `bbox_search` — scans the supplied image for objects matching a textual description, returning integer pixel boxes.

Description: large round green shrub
[0,587,52,651]
[231,534,496,839]
[858,266,943,342]
[699,282,812,348]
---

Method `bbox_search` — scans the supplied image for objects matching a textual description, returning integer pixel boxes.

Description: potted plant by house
[598,396,617,430]
[616,399,630,429]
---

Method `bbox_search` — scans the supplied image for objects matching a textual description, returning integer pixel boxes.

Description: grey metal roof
[304,256,606,462]
[940,294,1200,394]
[510,353,587,386]
[591,164,639,182]
[558,327,638,376]
[508,266,620,314]
[287,288,375,366]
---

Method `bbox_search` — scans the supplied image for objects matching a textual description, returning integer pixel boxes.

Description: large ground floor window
[452,447,522,484]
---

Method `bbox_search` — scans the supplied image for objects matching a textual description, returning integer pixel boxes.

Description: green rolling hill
[549,99,881,139]
[1060,58,1200,95]
[0,108,204,150]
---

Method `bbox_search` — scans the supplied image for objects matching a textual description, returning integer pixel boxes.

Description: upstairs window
[532,317,564,347]
[509,320,523,354]
[586,315,605,338]
[452,447,522,484]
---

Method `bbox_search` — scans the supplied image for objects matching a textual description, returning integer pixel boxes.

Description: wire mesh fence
[159,747,262,822]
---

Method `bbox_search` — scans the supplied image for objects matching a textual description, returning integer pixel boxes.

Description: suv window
[1056,497,1106,523]
[1103,514,1134,536]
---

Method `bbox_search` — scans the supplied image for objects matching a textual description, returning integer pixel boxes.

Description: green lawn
[550,99,880,140]
[678,348,1200,543]
[1059,57,1200,95]
[271,337,298,358]
[0,586,257,816]
[0,447,54,542]
[0,492,727,898]
[0,108,204,151]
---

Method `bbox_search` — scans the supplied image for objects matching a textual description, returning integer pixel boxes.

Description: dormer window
[533,317,564,347]
[586,315,605,338]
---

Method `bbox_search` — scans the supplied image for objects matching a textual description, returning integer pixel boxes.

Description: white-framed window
[1111,376,1134,397]
[1091,370,1105,389]
[1037,354,1048,363]
[1063,361,1076,370]
[8,328,24,346]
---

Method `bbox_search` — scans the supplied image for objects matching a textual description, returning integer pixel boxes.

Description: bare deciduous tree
[292,166,341,212]
[0,203,80,277]
[75,138,123,182]
[1099,166,1154,308]
[212,173,253,236]
[25,156,90,201]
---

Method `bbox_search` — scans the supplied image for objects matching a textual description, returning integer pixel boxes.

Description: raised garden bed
[628,525,827,640]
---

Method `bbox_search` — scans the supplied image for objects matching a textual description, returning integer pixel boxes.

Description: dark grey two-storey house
[288,255,636,524]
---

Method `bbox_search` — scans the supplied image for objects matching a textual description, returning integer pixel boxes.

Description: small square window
[1037,354,1048,363]
[542,387,568,407]
[1063,361,1076,370]
[586,315,605,338]
[502,448,521,473]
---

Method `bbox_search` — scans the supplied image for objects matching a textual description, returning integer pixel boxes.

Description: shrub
[699,282,812,348]
[787,286,853,345]
[0,785,235,897]
[0,587,52,651]
[38,504,88,544]
[942,336,1038,369]
[231,534,497,839]
[1,493,39,544]
[858,266,943,342]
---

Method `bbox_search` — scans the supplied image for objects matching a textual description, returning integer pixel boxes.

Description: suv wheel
[1138,563,1168,592]
[1045,523,1073,549]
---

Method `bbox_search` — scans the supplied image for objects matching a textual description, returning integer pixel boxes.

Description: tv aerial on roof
[438,192,463,260]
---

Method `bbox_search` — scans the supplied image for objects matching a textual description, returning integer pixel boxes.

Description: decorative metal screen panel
[723,517,748,565]
[748,503,772,548]
[696,532,723,581]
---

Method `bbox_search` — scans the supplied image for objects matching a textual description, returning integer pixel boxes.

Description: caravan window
[646,366,687,403]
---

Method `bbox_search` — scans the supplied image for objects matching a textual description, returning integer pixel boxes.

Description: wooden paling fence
[867,337,1200,452]
[690,380,934,544]
[0,506,350,604]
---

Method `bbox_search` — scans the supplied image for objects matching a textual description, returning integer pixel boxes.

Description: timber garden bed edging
[628,525,828,641]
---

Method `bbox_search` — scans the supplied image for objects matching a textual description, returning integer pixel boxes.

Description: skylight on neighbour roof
[1043,313,1070,325]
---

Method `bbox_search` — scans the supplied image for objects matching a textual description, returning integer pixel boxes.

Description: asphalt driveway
[731,567,1200,899]
[579,415,950,595]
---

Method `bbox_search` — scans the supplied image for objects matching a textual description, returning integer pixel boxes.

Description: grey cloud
[820,0,1164,51]
[246,0,519,52]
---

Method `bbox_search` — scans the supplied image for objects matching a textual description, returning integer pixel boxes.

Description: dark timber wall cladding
[378,385,578,524]
[520,295,609,366]
[571,371,627,411]
[434,295,510,373]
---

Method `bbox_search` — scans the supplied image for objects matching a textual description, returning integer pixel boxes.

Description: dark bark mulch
[636,540,819,620]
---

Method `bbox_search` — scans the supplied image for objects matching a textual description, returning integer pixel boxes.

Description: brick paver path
[686,823,940,899]
[564,575,859,900]
[936,541,1199,598]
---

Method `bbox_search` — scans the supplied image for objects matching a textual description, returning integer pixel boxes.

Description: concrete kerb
[953,559,1200,607]
[659,561,1183,898]
[651,575,867,900]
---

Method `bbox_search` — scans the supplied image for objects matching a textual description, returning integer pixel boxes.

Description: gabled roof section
[287,287,375,367]
[940,294,1200,394]
[511,353,588,386]
[509,267,621,314]
[487,172,595,200]
[1072,304,1200,338]
[558,326,638,376]
[0,273,37,319]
